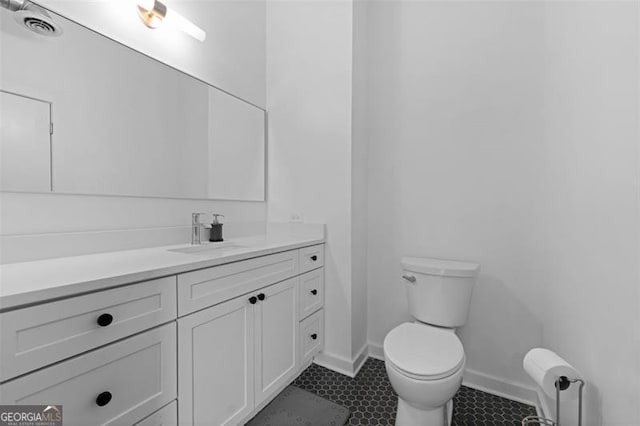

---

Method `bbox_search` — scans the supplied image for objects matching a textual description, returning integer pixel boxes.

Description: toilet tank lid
[401,257,480,277]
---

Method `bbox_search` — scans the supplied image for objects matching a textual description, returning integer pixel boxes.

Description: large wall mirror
[0,2,266,201]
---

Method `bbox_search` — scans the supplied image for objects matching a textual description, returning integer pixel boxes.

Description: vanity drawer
[0,276,177,382]
[177,250,298,315]
[299,245,324,274]
[299,309,324,365]
[0,323,177,426]
[135,401,177,426]
[298,269,324,320]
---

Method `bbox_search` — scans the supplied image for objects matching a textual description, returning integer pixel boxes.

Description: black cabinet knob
[257,293,266,301]
[95,391,112,407]
[310,333,318,340]
[97,313,113,327]
[310,289,318,295]
[248,296,258,305]
[310,255,318,261]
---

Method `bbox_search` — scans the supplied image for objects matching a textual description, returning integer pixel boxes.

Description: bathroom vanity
[0,232,325,425]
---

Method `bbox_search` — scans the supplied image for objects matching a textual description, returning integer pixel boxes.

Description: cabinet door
[254,278,298,405]
[178,296,254,426]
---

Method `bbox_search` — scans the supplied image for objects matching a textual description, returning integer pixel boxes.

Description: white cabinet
[0,243,324,426]
[178,277,299,425]
[254,278,298,405]
[0,323,177,426]
[178,294,254,426]
[297,249,325,369]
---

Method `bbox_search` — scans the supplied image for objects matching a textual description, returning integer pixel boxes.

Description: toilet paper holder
[522,376,585,426]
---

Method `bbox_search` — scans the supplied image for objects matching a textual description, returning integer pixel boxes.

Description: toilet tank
[401,257,480,328]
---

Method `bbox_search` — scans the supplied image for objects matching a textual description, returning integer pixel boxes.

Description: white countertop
[0,230,324,311]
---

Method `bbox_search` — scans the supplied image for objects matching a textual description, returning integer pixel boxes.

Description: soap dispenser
[209,214,224,242]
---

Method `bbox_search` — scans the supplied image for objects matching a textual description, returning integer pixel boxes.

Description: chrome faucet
[191,212,207,245]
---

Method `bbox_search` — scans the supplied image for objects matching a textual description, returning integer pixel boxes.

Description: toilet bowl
[384,322,465,426]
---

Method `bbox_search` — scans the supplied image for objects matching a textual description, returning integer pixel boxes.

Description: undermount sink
[168,242,245,255]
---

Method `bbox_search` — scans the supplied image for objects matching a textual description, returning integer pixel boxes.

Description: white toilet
[383,257,480,426]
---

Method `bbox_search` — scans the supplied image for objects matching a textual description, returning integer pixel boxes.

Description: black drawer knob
[96,391,112,407]
[257,293,266,301]
[310,333,318,340]
[310,289,318,295]
[248,296,258,305]
[310,255,318,261]
[97,313,113,327]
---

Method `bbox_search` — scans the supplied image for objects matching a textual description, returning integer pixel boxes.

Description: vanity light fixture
[137,0,206,42]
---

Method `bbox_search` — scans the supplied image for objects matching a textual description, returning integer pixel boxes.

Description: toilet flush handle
[402,274,416,283]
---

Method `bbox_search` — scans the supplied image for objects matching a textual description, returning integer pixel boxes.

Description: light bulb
[164,7,206,42]
[137,0,206,42]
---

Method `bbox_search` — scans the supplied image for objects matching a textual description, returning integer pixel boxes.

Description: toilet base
[395,398,453,426]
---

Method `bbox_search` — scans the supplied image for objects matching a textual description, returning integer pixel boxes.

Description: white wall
[40,0,266,107]
[266,0,360,372]
[350,0,369,363]
[361,1,639,424]
[539,2,639,425]
[364,0,546,387]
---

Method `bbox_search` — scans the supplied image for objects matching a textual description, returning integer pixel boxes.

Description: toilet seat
[384,323,464,381]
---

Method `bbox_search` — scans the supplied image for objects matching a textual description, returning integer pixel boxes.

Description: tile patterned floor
[292,358,536,426]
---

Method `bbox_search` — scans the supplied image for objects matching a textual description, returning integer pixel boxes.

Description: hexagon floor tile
[291,358,537,426]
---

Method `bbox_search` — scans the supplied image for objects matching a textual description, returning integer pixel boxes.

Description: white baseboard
[534,388,551,420]
[462,368,539,408]
[313,344,369,378]
[368,341,384,361]
[352,344,368,376]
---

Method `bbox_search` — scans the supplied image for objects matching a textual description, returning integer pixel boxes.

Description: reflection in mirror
[0,90,52,192]
[0,2,265,201]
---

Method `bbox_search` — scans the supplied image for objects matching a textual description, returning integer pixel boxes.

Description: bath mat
[246,385,350,426]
